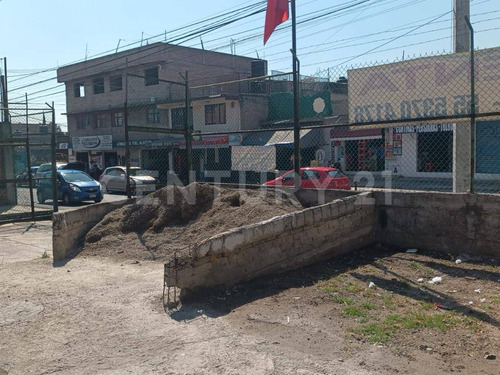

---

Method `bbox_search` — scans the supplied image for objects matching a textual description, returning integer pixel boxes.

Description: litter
[429,277,442,284]
[455,259,462,264]
[369,282,376,288]
[480,298,486,302]
[417,278,424,283]
[468,301,474,305]
[434,302,451,310]
[474,289,481,293]
[406,248,418,253]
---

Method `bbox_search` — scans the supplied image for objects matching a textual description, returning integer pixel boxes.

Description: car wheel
[37,190,45,204]
[62,193,71,205]
[94,198,102,203]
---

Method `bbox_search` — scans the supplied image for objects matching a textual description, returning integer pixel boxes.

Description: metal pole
[184,71,193,183]
[465,15,475,193]
[25,94,35,220]
[124,60,131,198]
[3,57,9,122]
[291,0,301,190]
[124,101,131,198]
[50,102,58,212]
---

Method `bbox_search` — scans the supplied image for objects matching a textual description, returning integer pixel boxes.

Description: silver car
[99,166,157,195]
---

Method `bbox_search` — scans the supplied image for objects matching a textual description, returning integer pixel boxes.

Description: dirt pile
[80,183,302,261]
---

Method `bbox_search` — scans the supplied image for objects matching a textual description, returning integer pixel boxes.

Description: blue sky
[1,0,499,128]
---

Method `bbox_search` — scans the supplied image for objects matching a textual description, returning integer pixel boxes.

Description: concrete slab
[0,220,52,264]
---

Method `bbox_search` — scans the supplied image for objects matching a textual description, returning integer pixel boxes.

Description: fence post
[25,94,35,220]
[184,71,193,183]
[50,102,58,213]
[465,15,475,193]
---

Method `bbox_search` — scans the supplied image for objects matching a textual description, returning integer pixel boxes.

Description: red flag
[264,0,289,45]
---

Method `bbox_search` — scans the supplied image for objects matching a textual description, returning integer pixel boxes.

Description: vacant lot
[0,245,498,374]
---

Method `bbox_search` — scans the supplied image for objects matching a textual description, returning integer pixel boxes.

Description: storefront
[71,135,114,170]
[386,124,453,177]
[329,128,384,172]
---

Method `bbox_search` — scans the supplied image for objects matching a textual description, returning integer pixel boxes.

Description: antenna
[116,39,121,53]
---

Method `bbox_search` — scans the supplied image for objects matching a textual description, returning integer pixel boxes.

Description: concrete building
[57,42,268,179]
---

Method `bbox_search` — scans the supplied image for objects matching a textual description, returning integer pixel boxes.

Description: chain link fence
[0,102,61,223]
[119,46,500,195]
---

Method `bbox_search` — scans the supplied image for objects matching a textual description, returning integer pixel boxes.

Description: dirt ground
[79,183,302,261]
[1,245,498,374]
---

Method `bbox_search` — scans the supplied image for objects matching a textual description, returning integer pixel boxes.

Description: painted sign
[394,123,454,134]
[72,135,112,151]
[349,47,500,124]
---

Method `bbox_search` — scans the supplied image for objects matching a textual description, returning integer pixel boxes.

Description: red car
[263,167,351,190]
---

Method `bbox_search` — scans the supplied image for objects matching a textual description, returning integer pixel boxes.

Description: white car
[99,166,157,195]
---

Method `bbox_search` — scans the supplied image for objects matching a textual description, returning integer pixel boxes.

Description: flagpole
[291,0,300,190]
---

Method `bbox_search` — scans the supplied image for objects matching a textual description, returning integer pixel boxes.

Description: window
[144,67,159,86]
[110,75,122,91]
[205,103,226,125]
[302,170,320,180]
[76,116,86,129]
[93,78,104,94]
[147,107,160,124]
[113,112,124,127]
[95,113,108,128]
[74,83,85,98]
[171,108,186,130]
[327,170,346,178]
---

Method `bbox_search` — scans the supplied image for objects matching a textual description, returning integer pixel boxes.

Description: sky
[1,0,499,129]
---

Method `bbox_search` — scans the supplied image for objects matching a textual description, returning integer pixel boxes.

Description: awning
[330,128,382,141]
[231,145,276,171]
[242,129,320,148]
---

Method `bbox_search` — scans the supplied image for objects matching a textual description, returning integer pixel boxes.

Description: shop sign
[72,135,112,151]
[394,123,453,134]
[349,47,500,124]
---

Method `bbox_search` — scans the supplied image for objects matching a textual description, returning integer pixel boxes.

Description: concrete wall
[375,191,500,258]
[52,199,134,262]
[165,192,376,296]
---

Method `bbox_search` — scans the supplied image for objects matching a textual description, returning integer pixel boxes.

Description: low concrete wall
[375,191,500,258]
[52,199,134,262]
[165,192,376,296]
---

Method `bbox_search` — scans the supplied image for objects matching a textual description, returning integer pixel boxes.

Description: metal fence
[0,102,60,223]
[120,46,500,196]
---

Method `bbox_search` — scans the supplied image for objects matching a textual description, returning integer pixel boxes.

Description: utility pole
[452,0,471,193]
[454,0,470,53]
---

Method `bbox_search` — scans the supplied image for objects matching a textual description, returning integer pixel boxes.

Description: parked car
[35,162,67,180]
[99,166,157,195]
[60,161,88,173]
[15,166,39,187]
[36,170,103,205]
[263,167,351,190]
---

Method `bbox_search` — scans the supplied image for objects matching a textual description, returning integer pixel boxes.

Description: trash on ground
[480,298,486,302]
[368,282,376,288]
[434,302,452,310]
[406,248,418,253]
[484,354,496,360]
[468,301,474,305]
[429,276,442,284]
[417,278,424,283]
[474,289,481,293]
[455,259,462,264]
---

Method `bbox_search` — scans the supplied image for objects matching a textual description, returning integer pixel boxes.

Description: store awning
[243,129,319,148]
[231,145,276,171]
[330,128,382,141]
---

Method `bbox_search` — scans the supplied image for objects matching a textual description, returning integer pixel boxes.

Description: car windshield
[61,172,93,182]
[129,169,150,176]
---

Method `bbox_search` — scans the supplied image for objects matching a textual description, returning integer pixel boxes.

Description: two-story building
[57,42,269,180]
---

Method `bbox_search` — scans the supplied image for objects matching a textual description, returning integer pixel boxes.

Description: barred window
[171,108,186,130]
[113,112,124,127]
[147,107,160,124]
